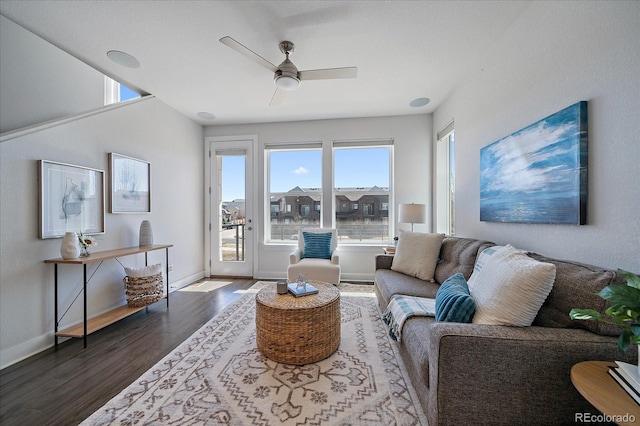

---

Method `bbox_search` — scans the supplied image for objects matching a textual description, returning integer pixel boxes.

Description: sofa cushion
[529,253,625,336]
[397,315,436,394]
[374,269,440,311]
[468,245,556,327]
[302,231,333,259]
[391,231,445,282]
[435,273,475,322]
[434,237,495,284]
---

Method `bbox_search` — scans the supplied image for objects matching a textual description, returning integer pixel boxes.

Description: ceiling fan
[219,36,357,105]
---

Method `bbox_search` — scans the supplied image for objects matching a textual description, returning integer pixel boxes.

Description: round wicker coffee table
[255,281,341,365]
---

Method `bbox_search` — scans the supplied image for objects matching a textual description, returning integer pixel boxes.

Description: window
[266,140,393,244]
[436,122,455,235]
[104,76,141,105]
[333,142,392,243]
[266,144,322,241]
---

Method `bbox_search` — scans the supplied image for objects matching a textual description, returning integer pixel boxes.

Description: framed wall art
[109,153,151,213]
[39,160,105,239]
[480,101,588,225]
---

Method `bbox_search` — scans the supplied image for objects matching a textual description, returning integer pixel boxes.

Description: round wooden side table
[255,281,340,365]
[571,361,640,426]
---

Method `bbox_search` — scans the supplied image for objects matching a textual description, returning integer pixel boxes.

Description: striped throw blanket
[382,295,436,342]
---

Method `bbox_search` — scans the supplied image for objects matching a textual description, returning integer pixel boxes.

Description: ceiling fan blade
[269,88,287,107]
[299,67,358,81]
[219,36,278,73]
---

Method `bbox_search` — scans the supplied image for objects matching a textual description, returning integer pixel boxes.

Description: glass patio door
[209,140,254,277]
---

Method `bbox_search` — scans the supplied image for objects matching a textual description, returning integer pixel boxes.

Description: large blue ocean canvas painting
[480,101,587,224]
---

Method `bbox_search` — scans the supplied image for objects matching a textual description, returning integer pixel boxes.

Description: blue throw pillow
[435,273,475,322]
[302,232,333,259]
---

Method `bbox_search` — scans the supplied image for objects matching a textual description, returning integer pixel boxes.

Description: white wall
[0,16,105,133]
[205,114,432,282]
[0,98,205,369]
[433,1,640,272]
[0,19,205,368]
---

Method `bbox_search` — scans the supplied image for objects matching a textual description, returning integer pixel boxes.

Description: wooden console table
[45,244,172,348]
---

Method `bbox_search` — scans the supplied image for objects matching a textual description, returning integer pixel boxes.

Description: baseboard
[169,270,205,291]
[1,270,206,371]
[0,333,55,371]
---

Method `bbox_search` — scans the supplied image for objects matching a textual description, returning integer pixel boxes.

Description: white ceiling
[0,1,531,126]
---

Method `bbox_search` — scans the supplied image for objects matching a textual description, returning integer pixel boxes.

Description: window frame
[104,76,141,105]
[264,139,394,245]
[332,140,394,245]
[435,122,455,235]
[265,143,323,243]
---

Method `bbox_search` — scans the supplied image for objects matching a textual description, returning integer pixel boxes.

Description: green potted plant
[570,269,640,370]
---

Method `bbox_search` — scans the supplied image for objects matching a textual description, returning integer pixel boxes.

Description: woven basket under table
[123,273,164,308]
[255,280,341,365]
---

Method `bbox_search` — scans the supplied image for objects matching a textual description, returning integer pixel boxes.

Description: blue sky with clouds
[222,147,390,201]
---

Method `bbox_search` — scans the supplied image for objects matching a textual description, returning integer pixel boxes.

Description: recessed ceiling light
[410,97,430,107]
[107,50,140,68]
[197,112,216,120]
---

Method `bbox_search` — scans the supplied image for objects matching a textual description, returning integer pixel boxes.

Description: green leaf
[618,329,633,352]
[597,285,640,309]
[569,308,601,321]
[605,304,639,323]
[631,324,640,337]
[619,269,640,290]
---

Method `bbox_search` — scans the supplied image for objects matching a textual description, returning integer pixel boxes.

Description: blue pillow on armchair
[302,232,333,259]
[435,273,476,322]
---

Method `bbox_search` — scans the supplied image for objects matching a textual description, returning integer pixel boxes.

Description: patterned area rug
[82,282,427,425]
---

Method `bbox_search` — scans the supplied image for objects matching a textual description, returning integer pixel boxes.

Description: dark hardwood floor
[0,278,256,426]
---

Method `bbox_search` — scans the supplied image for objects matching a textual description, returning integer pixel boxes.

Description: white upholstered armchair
[287,228,341,284]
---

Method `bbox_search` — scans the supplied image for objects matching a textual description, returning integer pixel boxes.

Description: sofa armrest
[289,248,302,265]
[375,254,394,270]
[427,323,636,426]
[331,249,340,265]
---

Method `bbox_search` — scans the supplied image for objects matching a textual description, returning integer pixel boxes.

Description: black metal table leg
[54,264,58,348]
[83,263,87,349]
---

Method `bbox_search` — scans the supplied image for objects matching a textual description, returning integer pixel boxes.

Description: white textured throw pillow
[124,263,162,277]
[468,245,556,327]
[391,231,445,282]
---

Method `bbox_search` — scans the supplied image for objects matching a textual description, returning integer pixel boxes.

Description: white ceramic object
[60,232,80,259]
[139,220,153,246]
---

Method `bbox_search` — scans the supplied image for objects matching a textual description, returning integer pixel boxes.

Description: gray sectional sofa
[374,236,636,426]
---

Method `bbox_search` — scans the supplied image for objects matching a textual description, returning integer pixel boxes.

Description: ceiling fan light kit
[274,44,301,91]
[274,75,301,91]
[219,36,357,101]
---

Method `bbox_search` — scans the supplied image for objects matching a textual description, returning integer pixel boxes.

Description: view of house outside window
[265,142,392,243]
[267,147,322,241]
[333,145,391,243]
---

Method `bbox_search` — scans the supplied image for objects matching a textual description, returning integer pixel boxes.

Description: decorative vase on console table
[139,220,153,246]
[60,232,80,259]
